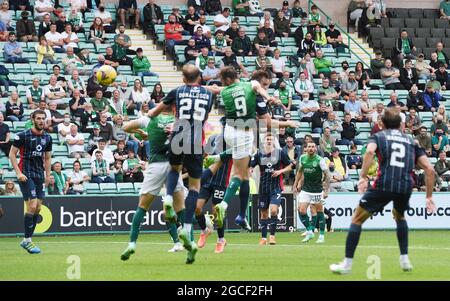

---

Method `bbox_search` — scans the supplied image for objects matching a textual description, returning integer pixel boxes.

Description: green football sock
[222,177,242,205]
[177,209,185,225]
[317,212,325,235]
[299,213,310,231]
[130,207,146,243]
[167,222,179,243]
[310,214,318,231]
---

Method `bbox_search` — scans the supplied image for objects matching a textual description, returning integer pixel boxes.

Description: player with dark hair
[330,108,437,274]
[251,133,293,245]
[294,142,330,244]
[148,64,214,264]
[9,110,52,254]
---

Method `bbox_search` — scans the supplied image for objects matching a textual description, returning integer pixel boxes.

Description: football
[96,65,117,86]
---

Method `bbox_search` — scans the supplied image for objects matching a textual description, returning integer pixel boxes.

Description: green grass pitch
[1,231,450,280]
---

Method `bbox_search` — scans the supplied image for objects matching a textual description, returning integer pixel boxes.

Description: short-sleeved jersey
[138,114,175,164]
[369,129,426,194]
[163,85,213,149]
[251,148,292,194]
[221,81,257,121]
[12,129,52,179]
[298,154,327,193]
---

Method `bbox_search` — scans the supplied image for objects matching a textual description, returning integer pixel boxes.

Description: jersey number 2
[390,143,405,168]
[179,98,208,121]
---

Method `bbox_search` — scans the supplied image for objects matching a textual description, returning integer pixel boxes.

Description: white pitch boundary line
[4,241,449,251]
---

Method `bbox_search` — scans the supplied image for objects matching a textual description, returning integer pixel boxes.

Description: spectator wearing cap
[16,11,38,42]
[415,53,434,81]
[87,123,102,153]
[281,0,293,20]
[370,50,384,79]
[91,149,115,184]
[328,147,348,180]
[132,47,158,79]
[415,126,433,157]
[423,83,444,112]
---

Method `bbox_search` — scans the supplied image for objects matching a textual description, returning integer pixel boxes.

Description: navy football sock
[184,190,199,224]
[269,215,277,236]
[345,223,362,258]
[217,227,225,239]
[24,213,34,239]
[239,180,250,218]
[396,219,409,255]
[166,170,179,197]
[196,213,207,231]
[260,219,268,238]
[31,214,40,236]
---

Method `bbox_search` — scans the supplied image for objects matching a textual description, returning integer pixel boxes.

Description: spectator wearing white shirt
[344,91,364,121]
[45,23,65,53]
[298,92,319,122]
[271,48,286,78]
[45,75,67,106]
[91,139,115,166]
[67,160,90,194]
[211,30,228,56]
[94,4,115,33]
[202,58,220,85]
[61,24,79,51]
[68,0,88,17]
[58,113,75,143]
[34,0,54,21]
[213,7,231,33]
[294,72,314,97]
[371,103,385,124]
[194,15,212,38]
[66,124,90,158]
[0,1,12,31]
[130,79,151,111]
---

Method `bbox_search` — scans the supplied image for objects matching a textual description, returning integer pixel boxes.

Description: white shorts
[297,191,324,204]
[140,162,185,196]
[224,124,254,160]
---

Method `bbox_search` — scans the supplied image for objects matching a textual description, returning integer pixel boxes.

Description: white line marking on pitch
[12,241,450,251]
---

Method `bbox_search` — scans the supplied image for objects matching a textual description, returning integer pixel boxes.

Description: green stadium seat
[53,145,68,157]
[79,158,91,169]
[337,145,350,154]
[13,121,27,132]
[14,63,32,74]
[3,170,17,181]
[117,182,135,194]
[0,157,9,169]
[134,182,142,193]
[98,183,117,194]
[118,65,134,76]
[85,183,101,194]
[341,181,355,191]
[347,169,359,180]
[31,63,49,74]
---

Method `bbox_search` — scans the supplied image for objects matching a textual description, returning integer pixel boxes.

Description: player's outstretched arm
[9,145,27,182]
[358,142,377,194]
[147,101,170,118]
[416,154,437,214]
[251,80,276,104]
[203,84,224,95]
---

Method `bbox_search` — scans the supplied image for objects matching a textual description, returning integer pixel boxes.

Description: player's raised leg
[196,198,212,248]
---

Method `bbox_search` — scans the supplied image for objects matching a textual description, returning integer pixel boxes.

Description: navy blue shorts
[359,189,411,215]
[19,177,45,201]
[258,190,282,209]
[199,184,226,205]
[168,151,203,179]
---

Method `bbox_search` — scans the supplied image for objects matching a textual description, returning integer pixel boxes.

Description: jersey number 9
[234,96,247,117]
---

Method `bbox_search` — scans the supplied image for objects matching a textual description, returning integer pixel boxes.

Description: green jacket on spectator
[313,57,333,74]
[132,56,151,75]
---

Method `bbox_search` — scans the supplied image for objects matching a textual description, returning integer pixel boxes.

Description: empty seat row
[383,17,450,29]
[386,8,440,19]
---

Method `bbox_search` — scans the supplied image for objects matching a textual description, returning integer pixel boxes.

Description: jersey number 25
[179,98,208,121]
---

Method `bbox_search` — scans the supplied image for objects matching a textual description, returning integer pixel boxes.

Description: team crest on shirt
[312,162,318,168]
[36,145,43,152]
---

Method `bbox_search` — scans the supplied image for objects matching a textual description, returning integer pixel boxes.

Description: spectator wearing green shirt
[432,128,450,156]
[440,0,450,19]
[233,0,250,16]
[123,149,145,183]
[90,89,110,115]
[113,35,133,66]
[313,49,333,78]
[274,81,293,111]
[195,47,210,71]
[132,47,158,79]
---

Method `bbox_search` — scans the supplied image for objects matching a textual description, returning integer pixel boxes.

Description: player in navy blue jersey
[148,64,214,264]
[330,108,436,275]
[9,110,52,254]
[251,133,293,245]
